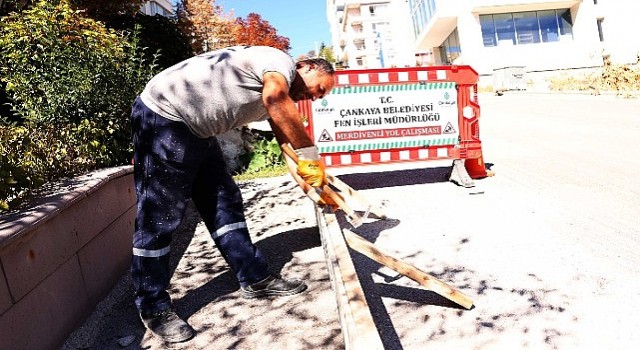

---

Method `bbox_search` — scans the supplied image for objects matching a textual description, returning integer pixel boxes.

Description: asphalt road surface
[63,92,639,350]
[336,92,640,349]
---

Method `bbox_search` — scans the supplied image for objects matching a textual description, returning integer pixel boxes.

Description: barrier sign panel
[311,82,459,154]
[296,65,483,168]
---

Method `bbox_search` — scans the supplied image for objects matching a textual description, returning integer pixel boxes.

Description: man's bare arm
[262,72,314,149]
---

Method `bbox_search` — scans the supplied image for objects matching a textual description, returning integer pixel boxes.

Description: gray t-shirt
[140,46,296,138]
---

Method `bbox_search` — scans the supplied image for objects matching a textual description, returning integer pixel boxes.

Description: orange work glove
[295,146,326,188]
[318,189,343,212]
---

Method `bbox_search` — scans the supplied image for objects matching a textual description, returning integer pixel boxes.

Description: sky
[175,0,333,59]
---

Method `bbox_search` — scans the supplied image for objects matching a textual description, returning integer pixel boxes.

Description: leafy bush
[599,63,640,96]
[0,0,159,211]
[0,120,122,210]
[240,131,285,174]
[0,0,156,124]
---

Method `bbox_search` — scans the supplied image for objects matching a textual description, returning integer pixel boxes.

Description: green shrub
[240,131,285,174]
[0,0,159,211]
[0,120,115,210]
[0,0,156,124]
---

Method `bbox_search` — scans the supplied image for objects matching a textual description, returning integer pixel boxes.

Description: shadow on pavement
[337,166,452,190]
[62,197,336,350]
[177,226,321,319]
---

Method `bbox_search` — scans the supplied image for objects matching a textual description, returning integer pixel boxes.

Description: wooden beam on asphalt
[343,228,474,310]
[317,210,384,350]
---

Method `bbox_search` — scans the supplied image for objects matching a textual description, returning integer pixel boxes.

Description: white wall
[410,0,640,78]
[328,0,420,69]
[140,0,174,16]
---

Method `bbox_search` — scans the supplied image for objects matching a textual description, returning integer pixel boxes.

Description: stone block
[0,268,12,316]
[78,206,135,304]
[1,214,80,302]
[73,174,135,248]
[0,257,90,350]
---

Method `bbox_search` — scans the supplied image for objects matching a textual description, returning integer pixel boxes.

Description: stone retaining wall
[0,166,135,350]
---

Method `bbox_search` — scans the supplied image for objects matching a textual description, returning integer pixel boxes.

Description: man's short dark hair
[296,58,335,74]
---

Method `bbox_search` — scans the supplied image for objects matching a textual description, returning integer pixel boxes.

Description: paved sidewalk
[62,92,640,350]
[61,177,343,350]
[326,93,640,349]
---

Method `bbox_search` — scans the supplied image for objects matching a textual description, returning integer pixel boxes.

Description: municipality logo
[439,92,456,107]
[314,98,334,114]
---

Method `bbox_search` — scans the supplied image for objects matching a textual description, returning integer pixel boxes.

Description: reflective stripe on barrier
[322,146,451,167]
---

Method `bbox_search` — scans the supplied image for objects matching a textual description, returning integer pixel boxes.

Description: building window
[514,12,540,44]
[494,13,516,46]
[408,0,436,39]
[597,18,605,42]
[368,4,387,17]
[558,10,573,37]
[441,28,461,64]
[480,9,573,47]
[539,10,559,42]
[149,1,169,16]
[481,16,497,46]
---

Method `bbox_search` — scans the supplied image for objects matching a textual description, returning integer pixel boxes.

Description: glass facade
[408,0,436,38]
[514,12,540,44]
[494,13,516,45]
[480,9,573,47]
[440,28,461,64]
[538,10,560,42]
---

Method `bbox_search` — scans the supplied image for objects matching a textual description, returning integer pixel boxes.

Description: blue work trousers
[130,97,269,315]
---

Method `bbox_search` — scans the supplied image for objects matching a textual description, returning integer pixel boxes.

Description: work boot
[140,309,195,344]
[240,274,307,299]
[449,159,475,188]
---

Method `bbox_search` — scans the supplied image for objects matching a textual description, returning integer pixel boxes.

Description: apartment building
[326,0,422,69]
[410,0,639,84]
[328,0,640,87]
[140,0,174,16]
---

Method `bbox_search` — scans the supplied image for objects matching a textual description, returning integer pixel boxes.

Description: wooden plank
[281,143,383,348]
[280,143,387,220]
[317,210,384,350]
[281,144,364,227]
[344,229,474,310]
[325,173,387,219]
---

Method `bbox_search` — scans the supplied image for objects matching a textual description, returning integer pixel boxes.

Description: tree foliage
[69,0,146,21]
[175,1,291,54]
[105,13,193,69]
[0,0,154,124]
[0,0,33,16]
[176,0,236,53]
[318,43,336,63]
[1,0,146,19]
[233,13,290,52]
